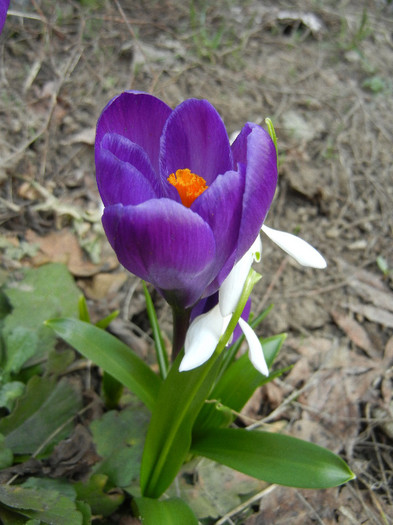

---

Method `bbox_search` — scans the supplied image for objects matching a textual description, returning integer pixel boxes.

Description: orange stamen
[167,168,208,207]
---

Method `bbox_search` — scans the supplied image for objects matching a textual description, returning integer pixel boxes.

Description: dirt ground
[1,0,393,523]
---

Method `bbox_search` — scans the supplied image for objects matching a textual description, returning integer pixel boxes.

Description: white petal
[261,225,327,269]
[179,305,224,372]
[238,318,269,376]
[219,235,262,317]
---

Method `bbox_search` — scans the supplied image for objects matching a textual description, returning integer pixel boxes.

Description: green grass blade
[142,282,169,379]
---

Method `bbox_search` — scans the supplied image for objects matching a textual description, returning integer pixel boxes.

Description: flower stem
[171,306,191,361]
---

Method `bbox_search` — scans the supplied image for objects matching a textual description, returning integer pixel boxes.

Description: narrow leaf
[140,352,221,498]
[46,318,161,411]
[133,497,198,525]
[191,428,355,489]
[143,282,168,379]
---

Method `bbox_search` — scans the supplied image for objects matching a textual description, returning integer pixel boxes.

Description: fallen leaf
[349,280,393,313]
[331,310,375,357]
[26,229,98,277]
[62,127,96,146]
[79,272,127,300]
[346,303,393,329]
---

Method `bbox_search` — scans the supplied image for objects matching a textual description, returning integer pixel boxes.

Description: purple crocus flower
[0,0,10,34]
[95,91,277,310]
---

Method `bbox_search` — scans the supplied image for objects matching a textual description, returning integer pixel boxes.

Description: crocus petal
[238,318,269,376]
[191,169,244,288]
[96,147,157,206]
[219,236,262,317]
[180,305,228,371]
[102,200,216,308]
[233,125,277,259]
[160,99,233,185]
[95,91,172,174]
[262,225,327,269]
[0,0,9,34]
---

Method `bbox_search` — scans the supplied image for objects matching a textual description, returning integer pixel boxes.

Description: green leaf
[0,485,83,525]
[140,268,262,498]
[101,372,123,409]
[191,427,355,488]
[0,433,13,469]
[0,376,82,455]
[133,497,198,525]
[78,296,90,323]
[140,352,221,498]
[213,334,286,413]
[46,318,161,411]
[143,282,168,379]
[193,334,286,434]
[0,381,25,411]
[74,474,124,517]
[3,264,80,374]
[90,406,149,487]
[21,478,77,501]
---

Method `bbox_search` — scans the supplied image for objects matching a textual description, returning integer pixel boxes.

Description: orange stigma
[167,168,208,207]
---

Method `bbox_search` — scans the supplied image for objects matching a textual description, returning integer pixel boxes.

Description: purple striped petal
[232,124,277,258]
[191,169,244,293]
[102,200,216,307]
[160,99,233,184]
[96,148,157,206]
[95,92,172,174]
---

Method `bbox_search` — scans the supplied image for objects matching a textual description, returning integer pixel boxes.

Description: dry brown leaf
[286,356,311,387]
[347,303,393,329]
[331,310,375,356]
[249,485,340,525]
[384,335,393,362]
[62,127,96,146]
[349,280,393,313]
[80,272,127,300]
[26,229,98,277]
[17,181,41,200]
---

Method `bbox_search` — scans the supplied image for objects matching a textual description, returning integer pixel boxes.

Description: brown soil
[1,1,393,523]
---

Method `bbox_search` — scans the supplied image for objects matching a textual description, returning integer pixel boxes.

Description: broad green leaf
[0,376,82,455]
[193,334,286,434]
[0,506,31,525]
[75,501,91,525]
[22,478,77,501]
[46,318,161,411]
[0,381,25,412]
[133,497,198,525]
[0,433,13,469]
[74,474,124,517]
[3,264,80,373]
[90,406,149,487]
[0,485,83,525]
[191,427,355,489]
